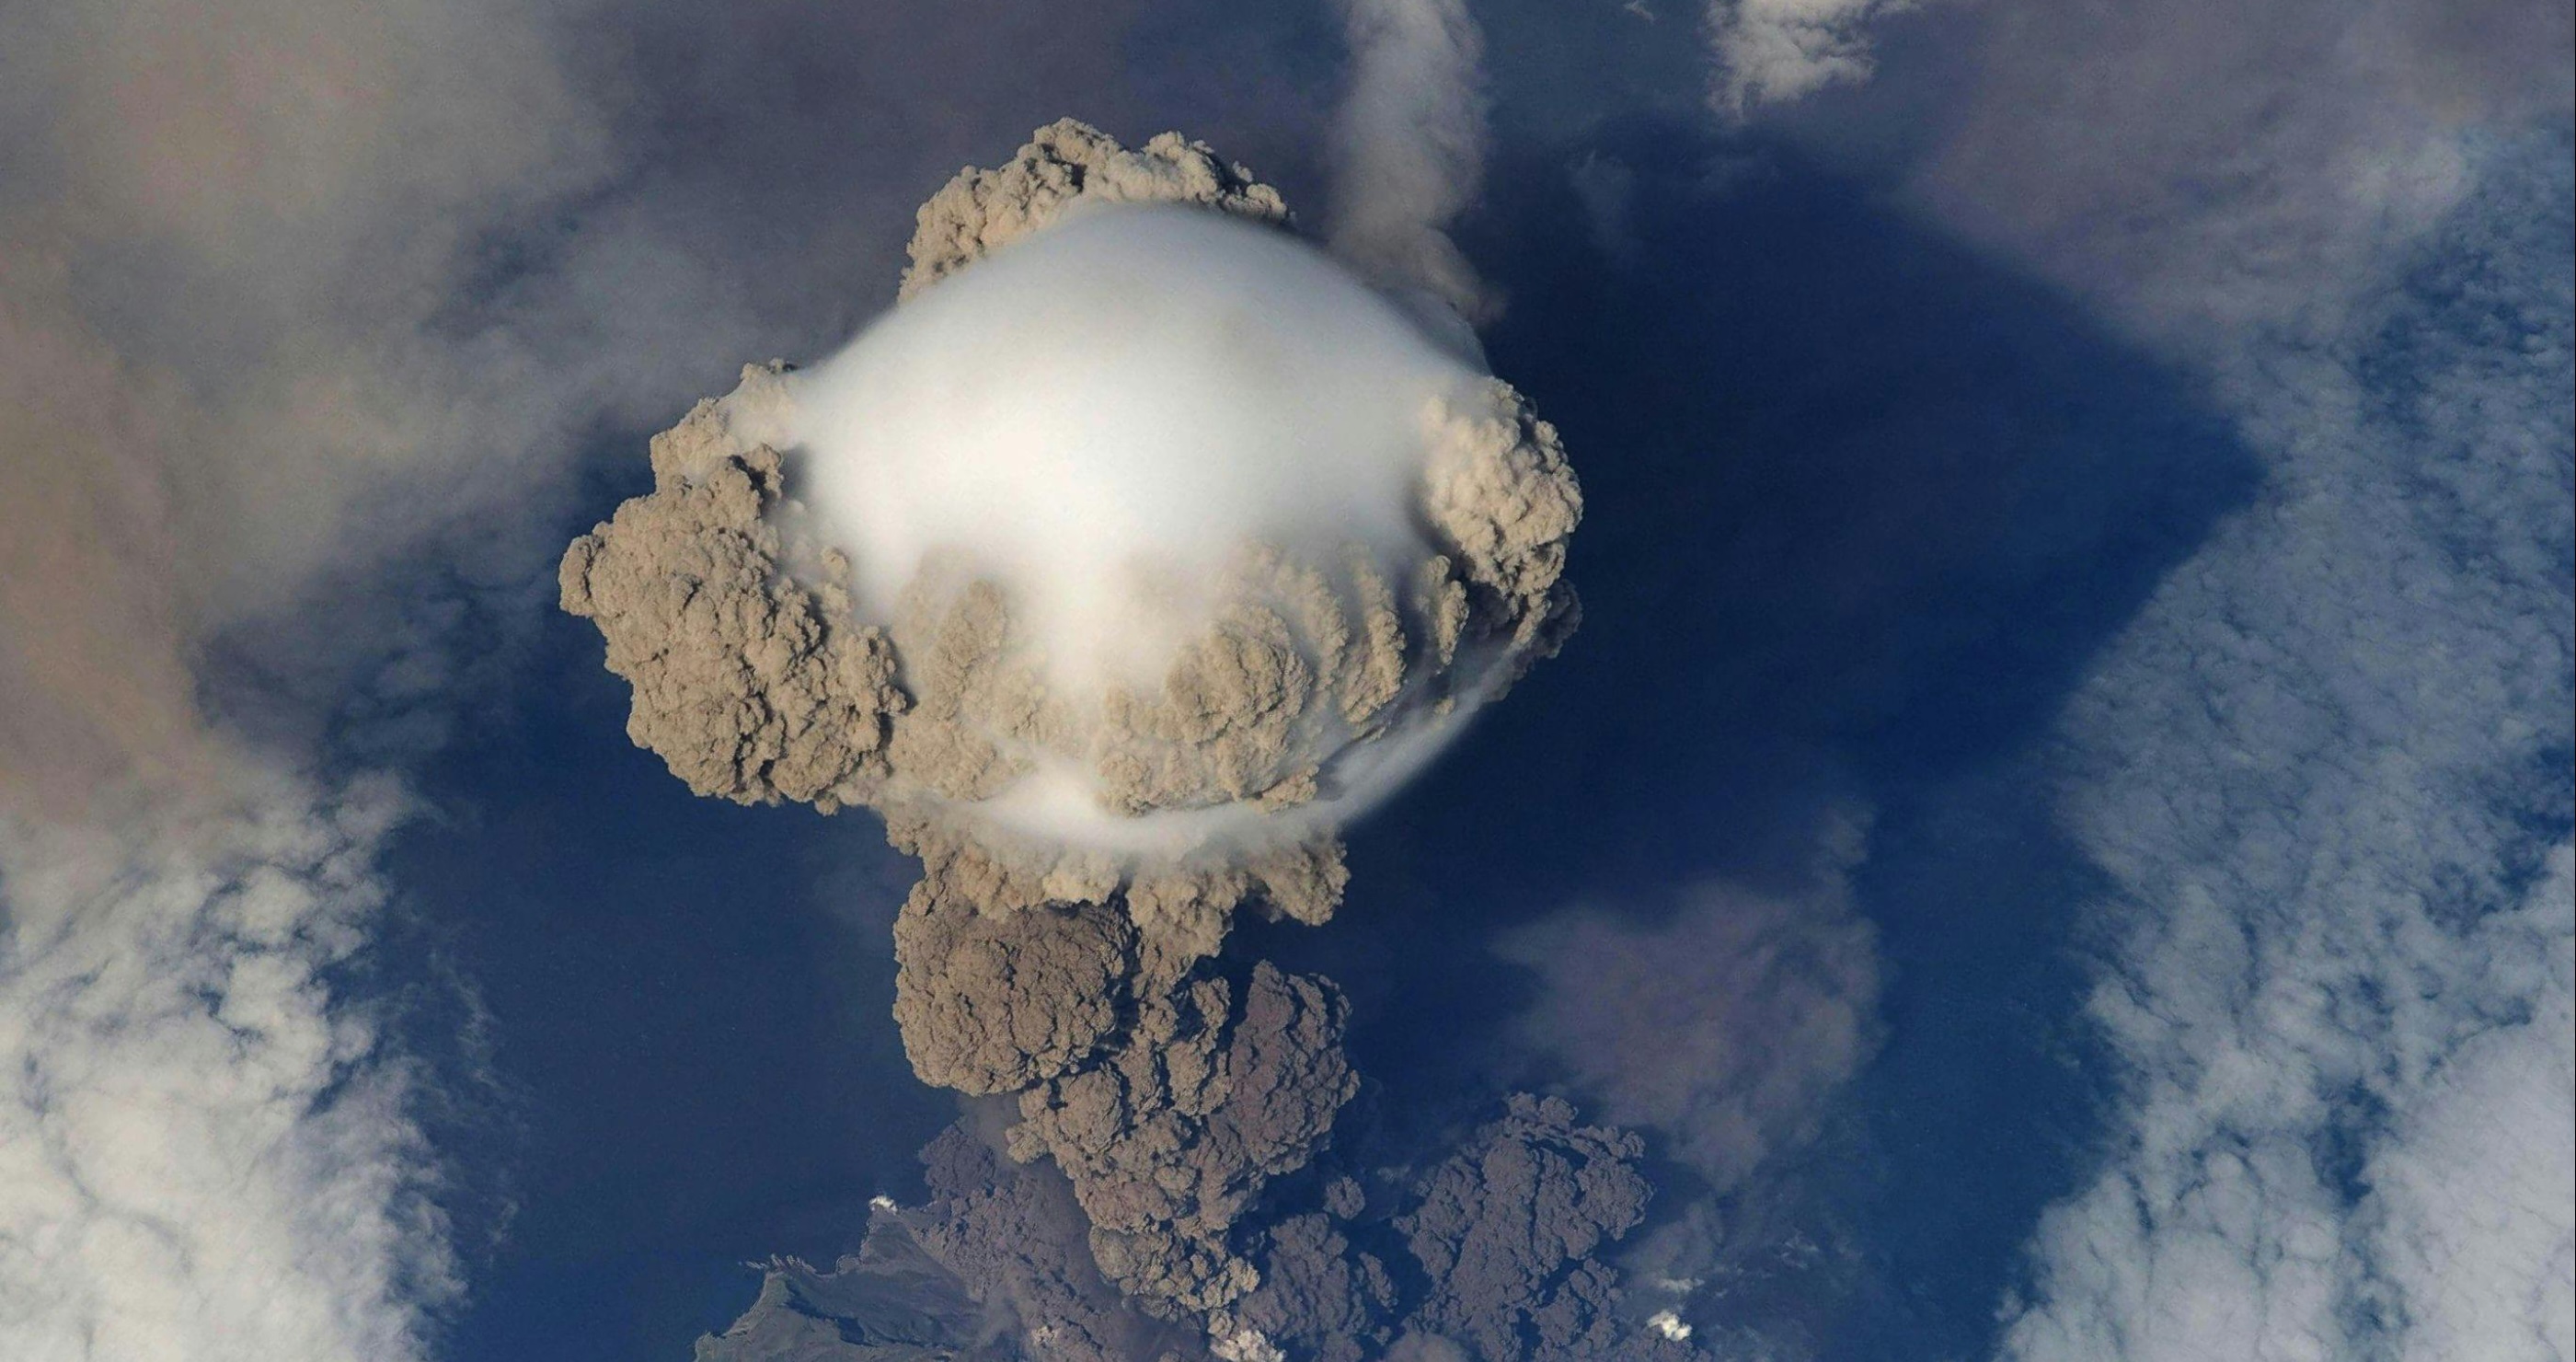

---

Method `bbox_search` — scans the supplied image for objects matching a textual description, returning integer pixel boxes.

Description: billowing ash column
[564,120,1612,1352]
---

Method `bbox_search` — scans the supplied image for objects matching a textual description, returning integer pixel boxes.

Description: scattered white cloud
[1706,0,1903,113]
[0,775,454,1362]
[2363,846,2575,1362]
[1837,6,2576,1356]
[0,2,765,1356]
[1997,132,2575,1362]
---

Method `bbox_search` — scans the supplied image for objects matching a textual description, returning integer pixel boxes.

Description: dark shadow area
[1240,115,2260,1359]
[371,482,954,1362]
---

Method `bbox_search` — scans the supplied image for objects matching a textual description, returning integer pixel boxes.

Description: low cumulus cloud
[1958,100,2565,1359]
[1692,0,2574,1353]
[1856,6,2575,1356]
[1996,136,2575,1361]
[0,779,454,1362]
[1696,3,2571,1353]
[0,0,750,1356]
[1705,0,1905,113]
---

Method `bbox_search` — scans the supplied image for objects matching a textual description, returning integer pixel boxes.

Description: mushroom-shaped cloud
[564,120,1604,1345]
[565,124,1579,921]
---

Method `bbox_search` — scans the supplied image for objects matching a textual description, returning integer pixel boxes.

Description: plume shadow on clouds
[1238,115,2259,1355]
[1444,127,2256,895]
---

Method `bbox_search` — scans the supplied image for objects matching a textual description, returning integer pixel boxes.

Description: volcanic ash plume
[564,120,1589,1345]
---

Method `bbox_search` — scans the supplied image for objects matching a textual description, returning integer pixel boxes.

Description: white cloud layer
[1997,134,2575,1362]
[0,776,452,1362]
[0,1,764,1355]
[1810,7,2576,1356]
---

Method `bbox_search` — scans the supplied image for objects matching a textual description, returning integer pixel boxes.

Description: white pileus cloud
[791,203,1539,856]
[799,205,1473,700]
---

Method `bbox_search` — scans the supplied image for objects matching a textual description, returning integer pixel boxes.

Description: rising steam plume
[1327,0,1495,321]
[568,121,1696,1361]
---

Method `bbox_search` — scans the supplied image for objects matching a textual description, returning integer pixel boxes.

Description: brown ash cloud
[568,121,1691,1359]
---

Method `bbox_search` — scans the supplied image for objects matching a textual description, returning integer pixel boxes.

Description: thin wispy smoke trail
[1327,0,1495,321]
